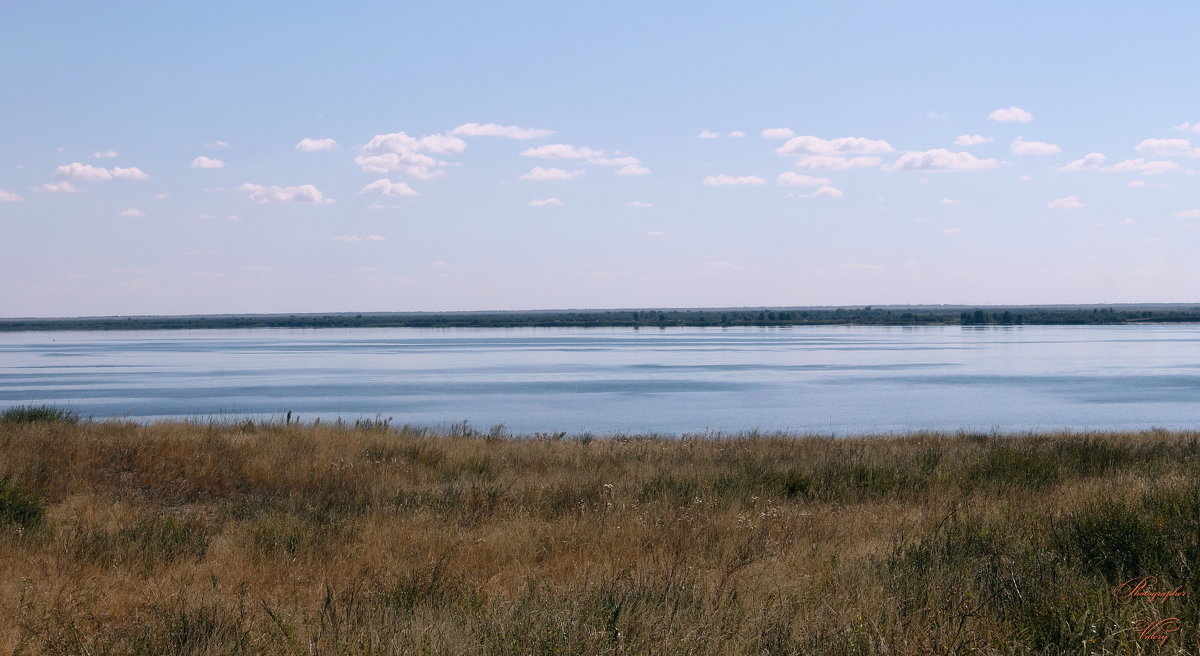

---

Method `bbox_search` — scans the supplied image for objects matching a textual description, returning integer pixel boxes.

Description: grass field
[1,411,1198,654]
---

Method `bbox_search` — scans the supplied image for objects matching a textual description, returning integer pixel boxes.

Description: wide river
[1,325,1198,435]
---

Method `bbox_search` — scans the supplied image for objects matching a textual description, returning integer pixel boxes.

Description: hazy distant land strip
[3,304,1200,332]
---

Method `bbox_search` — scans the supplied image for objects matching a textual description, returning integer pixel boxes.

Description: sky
[2,1,1199,317]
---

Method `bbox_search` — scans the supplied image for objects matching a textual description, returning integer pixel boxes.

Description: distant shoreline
[3,303,1200,332]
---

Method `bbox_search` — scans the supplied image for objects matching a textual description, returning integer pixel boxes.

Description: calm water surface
[1,325,1198,435]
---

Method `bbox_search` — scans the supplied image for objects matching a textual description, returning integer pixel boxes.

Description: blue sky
[2,1,1198,316]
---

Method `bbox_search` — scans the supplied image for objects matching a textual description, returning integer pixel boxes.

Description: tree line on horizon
[3,305,1200,331]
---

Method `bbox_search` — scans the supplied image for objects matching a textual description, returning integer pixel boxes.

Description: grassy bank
[1,416,1198,654]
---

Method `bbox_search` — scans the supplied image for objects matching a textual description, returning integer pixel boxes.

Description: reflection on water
[1,325,1198,435]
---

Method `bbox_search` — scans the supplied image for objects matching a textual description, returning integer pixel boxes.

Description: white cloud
[0,188,21,202]
[1176,209,1200,218]
[697,131,721,139]
[118,208,146,218]
[448,123,554,139]
[941,198,960,205]
[34,181,79,193]
[761,128,795,139]
[241,183,333,204]
[1107,158,1178,175]
[776,172,832,186]
[295,137,338,152]
[362,132,466,156]
[1127,180,1147,188]
[646,230,665,237]
[366,234,386,241]
[520,144,603,159]
[728,130,746,138]
[354,152,444,179]
[518,166,583,181]
[1048,195,1084,210]
[703,174,766,186]
[1173,122,1200,134]
[55,162,112,180]
[529,197,564,206]
[359,178,418,197]
[335,235,385,242]
[798,185,843,198]
[111,166,148,180]
[628,201,652,208]
[793,155,882,170]
[1018,175,1031,182]
[884,149,999,171]
[615,164,652,176]
[587,156,639,166]
[1134,138,1198,157]
[955,134,993,146]
[1060,153,1106,172]
[92,150,118,159]
[988,106,1033,123]
[1011,137,1061,155]
[206,140,229,148]
[155,193,169,199]
[191,156,225,169]
[775,136,894,156]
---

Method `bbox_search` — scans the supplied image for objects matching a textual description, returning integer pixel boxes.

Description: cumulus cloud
[191,156,225,169]
[55,162,113,180]
[1107,158,1178,175]
[1176,209,1200,218]
[1134,138,1198,157]
[448,123,554,139]
[988,106,1033,123]
[587,156,639,166]
[1060,153,1106,172]
[703,174,766,186]
[519,166,583,181]
[520,144,603,159]
[798,185,843,198]
[528,197,564,206]
[761,128,795,139]
[628,201,652,208]
[34,181,78,193]
[0,188,21,202]
[615,164,652,176]
[1173,122,1200,134]
[359,178,418,197]
[111,166,148,180]
[362,132,466,156]
[955,134,993,146]
[697,131,721,139]
[728,131,746,138]
[241,183,333,204]
[357,131,466,179]
[793,156,882,170]
[92,150,118,159]
[776,172,832,186]
[1011,137,1061,155]
[206,140,229,148]
[884,149,998,171]
[775,136,894,156]
[1048,195,1084,210]
[1127,180,1147,188]
[354,152,444,179]
[118,208,146,218]
[295,137,338,152]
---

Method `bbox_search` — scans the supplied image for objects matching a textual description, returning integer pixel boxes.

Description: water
[1,325,1198,435]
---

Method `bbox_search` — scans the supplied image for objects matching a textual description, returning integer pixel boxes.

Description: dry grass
[1,418,1199,654]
